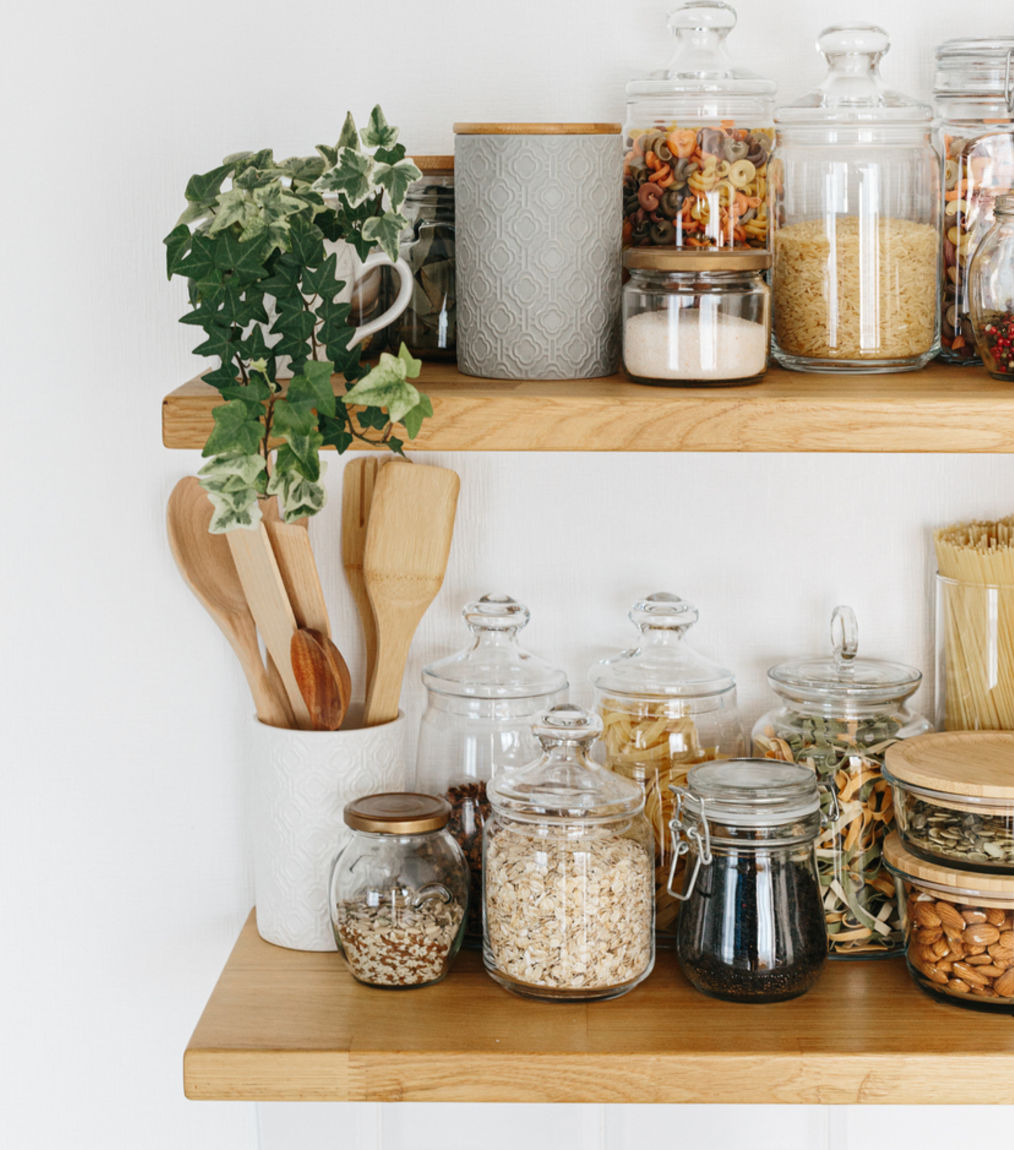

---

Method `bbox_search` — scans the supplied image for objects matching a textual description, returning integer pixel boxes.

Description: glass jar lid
[487,704,645,820]
[767,605,922,707]
[421,593,568,700]
[884,732,1014,800]
[344,792,451,834]
[883,831,1014,904]
[626,2,776,100]
[776,24,933,126]
[590,592,737,699]
[934,38,1014,107]
[624,249,771,272]
[679,758,821,826]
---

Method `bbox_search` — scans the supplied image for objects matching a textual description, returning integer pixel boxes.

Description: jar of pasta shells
[589,593,746,947]
[623,1,775,251]
[483,705,655,1001]
[753,606,931,960]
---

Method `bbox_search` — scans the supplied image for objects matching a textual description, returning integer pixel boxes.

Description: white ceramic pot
[247,705,408,950]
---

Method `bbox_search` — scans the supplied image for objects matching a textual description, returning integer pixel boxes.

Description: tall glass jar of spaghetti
[771,25,941,372]
[934,39,1014,364]
[589,593,746,947]
[623,1,775,251]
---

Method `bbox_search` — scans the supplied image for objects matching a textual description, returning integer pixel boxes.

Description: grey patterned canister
[454,123,622,380]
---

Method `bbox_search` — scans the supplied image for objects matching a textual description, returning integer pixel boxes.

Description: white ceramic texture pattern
[248,709,408,950]
[456,133,621,379]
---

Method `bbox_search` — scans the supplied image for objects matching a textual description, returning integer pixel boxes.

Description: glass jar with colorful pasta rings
[589,592,746,948]
[771,24,941,372]
[969,194,1014,378]
[623,1,775,251]
[752,606,932,960]
[934,39,1014,364]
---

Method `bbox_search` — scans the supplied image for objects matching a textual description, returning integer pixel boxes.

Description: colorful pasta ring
[728,159,757,190]
[715,160,730,179]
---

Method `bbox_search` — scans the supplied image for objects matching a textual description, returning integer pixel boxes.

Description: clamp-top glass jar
[623,1,775,251]
[753,606,931,959]
[671,759,828,1002]
[969,194,1014,378]
[416,594,567,947]
[771,25,941,371]
[590,593,746,946]
[483,705,655,1000]
[934,39,1014,364]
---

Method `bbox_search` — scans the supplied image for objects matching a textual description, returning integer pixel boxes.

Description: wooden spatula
[341,457,381,697]
[362,461,460,726]
[262,498,331,637]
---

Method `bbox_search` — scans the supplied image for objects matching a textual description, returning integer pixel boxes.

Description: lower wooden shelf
[184,912,1014,1104]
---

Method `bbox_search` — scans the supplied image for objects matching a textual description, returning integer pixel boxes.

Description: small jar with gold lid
[329,793,469,988]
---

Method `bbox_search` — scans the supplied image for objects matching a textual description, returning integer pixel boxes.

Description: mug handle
[346,251,414,349]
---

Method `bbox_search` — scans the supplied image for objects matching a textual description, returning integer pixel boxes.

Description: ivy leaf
[164,223,192,278]
[272,400,317,439]
[396,342,422,379]
[301,252,344,301]
[344,351,420,424]
[208,187,252,235]
[267,464,327,523]
[361,105,398,149]
[225,148,275,173]
[191,323,238,362]
[287,359,336,418]
[374,143,407,166]
[173,231,218,281]
[213,230,270,281]
[387,436,405,456]
[279,155,326,183]
[319,413,353,453]
[183,163,233,210]
[203,362,243,392]
[361,210,408,261]
[273,434,324,481]
[216,374,271,409]
[314,148,375,208]
[357,406,390,431]
[373,158,422,211]
[198,452,266,533]
[287,217,326,269]
[202,399,264,457]
[400,392,433,440]
[337,112,361,153]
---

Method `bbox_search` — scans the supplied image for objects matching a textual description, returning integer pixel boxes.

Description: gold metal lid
[343,792,451,834]
[624,249,772,272]
[883,831,1014,903]
[454,122,621,135]
[884,732,1014,799]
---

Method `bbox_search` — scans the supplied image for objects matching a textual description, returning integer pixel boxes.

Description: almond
[984,907,1007,927]
[947,978,971,994]
[961,909,988,925]
[995,967,1014,998]
[936,901,966,930]
[952,960,989,986]
[914,902,942,928]
[963,923,1001,947]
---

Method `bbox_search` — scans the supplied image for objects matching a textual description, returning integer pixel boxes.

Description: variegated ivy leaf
[343,349,420,424]
[336,112,361,153]
[286,359,336,419]
[373,158,422,212]
[361,210,409,262]
[208,187,254,236]
[313,148,375,209]
[278,155,326,184]
[202,399,264,457]
[361,105,398,150]
[267,461,327,523]
[198,452,266,533]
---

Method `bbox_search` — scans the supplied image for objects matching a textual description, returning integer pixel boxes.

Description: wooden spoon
[166,477,294,728]
[262,498,331,637]
[363,461,460,726]
[341,457,380,699]
[290,628,345,731]
[304,627,352,728]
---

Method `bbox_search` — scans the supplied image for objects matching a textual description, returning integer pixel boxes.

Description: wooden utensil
[363,461,460,726]
[262,499,331,637]
[304,627,352,728]
[341,457,381,696]
[290,628,346,731]
[227,523,314,730]
[166,477,294,729]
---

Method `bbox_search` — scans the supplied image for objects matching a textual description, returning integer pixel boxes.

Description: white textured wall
[4,0,1013,1148]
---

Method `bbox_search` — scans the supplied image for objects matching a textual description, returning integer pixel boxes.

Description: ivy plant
[164,106,430,532]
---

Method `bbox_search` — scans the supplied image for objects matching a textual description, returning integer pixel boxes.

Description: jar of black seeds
[670,759,828,1003]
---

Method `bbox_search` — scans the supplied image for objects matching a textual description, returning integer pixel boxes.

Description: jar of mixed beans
[934,39,1014,364]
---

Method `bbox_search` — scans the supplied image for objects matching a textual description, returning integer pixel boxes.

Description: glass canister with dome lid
[415,593,567,946]
[623,2,775,251]
[589,592,746,947]
[771,24,941,371]
[753,605,932,959]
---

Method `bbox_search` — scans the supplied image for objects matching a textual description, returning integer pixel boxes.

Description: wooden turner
[341,457,381,698]
[363,461,460,726]
[262,498,331,637]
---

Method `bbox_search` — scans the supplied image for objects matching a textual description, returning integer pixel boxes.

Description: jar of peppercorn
[969,194,1014,379]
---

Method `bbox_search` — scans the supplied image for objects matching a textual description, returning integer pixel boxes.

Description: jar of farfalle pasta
[589,593,746,947]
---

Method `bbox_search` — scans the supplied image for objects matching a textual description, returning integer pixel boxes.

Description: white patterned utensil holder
[454,123,622,380]
[247,705,408,950]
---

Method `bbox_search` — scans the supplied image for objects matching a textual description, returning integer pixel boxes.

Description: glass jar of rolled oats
[483,704,655,1001]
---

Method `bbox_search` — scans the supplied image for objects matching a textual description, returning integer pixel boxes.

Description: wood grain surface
[162,363,1014,454]
[183,913,1014,1103]
[885,731,1014,796]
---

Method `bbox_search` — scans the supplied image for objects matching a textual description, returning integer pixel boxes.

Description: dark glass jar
[671,759,828,1002]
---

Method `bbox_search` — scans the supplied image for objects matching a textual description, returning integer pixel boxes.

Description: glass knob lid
[463,592,530,633]
[531,702,602,747]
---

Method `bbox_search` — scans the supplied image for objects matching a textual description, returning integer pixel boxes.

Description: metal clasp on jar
[666,788,712,902]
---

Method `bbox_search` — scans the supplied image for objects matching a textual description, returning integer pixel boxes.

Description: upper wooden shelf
[163,361,1014,454]
[184,913,1014,1104]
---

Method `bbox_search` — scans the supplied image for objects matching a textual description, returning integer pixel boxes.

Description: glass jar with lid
[622,249,770,384]
[590,592,746,947]
[329,793,469,989]
[771,24,941,371]
[416,593,567,947]
[623,1,775,251]
[753,605,932,959]
[483,704,655,1000]
[671,759,828,1002]
[969,194,1014,378]
[934,39,1014,364]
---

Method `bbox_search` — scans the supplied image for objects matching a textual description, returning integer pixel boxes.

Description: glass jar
[329,792,468,989]
[671,759,828,1002]
[623,1,775,251]
[622,250,770,384]
[771,25,941,372]
[934,39,1014,364]
[969,194,1014,377]
[753,605,932,959]
[416,594,567,947]
[590,592,746,947]
[483,705,655,1000]
[386,157,456,360]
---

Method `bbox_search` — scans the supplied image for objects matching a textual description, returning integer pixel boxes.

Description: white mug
[333,240,414,349]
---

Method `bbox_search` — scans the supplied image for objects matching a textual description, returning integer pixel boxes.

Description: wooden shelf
[184,913,1014,1104]
[163,361,1014,454]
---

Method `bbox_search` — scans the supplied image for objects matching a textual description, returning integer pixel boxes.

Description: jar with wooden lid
[884,732,1014,872]
[623,1,775,251]
[969,194,1014,378]
[622,249,770,384]
[884,832,1014,1012]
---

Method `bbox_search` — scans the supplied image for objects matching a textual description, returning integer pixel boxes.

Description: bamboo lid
[624,249,771,272]
[343,792,450,834]
[454,122,621,135]
[883,832,1014,903]
[884,732,1014,798]
[411,155,454,173]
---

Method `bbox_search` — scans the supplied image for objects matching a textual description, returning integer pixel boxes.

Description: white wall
[4,1,1013,1148]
